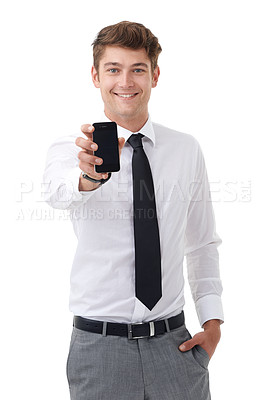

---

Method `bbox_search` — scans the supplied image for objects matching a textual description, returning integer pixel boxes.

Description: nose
[118,71,134,88]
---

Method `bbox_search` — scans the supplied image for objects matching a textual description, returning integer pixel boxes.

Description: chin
[115,107,139,118]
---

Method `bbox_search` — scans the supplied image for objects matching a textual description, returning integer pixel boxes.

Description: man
[44,21,224,400]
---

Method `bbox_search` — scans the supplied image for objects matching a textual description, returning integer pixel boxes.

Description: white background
[1,0,267,398]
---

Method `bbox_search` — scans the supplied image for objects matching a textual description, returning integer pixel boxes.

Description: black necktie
[127,133,162,310]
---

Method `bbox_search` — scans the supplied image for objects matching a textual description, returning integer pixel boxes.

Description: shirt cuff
[195,294,224,328]
[66,167,100,202]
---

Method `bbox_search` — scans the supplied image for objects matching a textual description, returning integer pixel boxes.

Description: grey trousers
[66,323,211,400]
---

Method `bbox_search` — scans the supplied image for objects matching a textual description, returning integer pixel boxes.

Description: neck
[104,110,148,132]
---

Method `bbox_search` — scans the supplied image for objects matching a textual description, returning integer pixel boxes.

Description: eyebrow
[103,62,149,69]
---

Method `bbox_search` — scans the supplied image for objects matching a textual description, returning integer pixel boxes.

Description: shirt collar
[98,111,156,147]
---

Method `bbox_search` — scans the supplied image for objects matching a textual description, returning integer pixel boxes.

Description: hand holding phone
[76,123,125,191]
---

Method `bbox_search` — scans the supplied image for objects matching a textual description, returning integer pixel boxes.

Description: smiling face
[91,46,160,132]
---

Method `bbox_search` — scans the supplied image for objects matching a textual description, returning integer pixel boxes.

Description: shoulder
[46,133,83,160]
[50,133,81,145]
[152,121,201,151]
[47,130,90,149]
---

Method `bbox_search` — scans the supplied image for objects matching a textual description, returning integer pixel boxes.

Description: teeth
[117,94,136,98]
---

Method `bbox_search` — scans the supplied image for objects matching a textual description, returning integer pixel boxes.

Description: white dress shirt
[43,114,224,327]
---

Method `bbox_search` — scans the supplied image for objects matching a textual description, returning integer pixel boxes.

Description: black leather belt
[73,311,184,339]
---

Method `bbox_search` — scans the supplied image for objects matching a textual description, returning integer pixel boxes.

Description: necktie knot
[127,133,144,150]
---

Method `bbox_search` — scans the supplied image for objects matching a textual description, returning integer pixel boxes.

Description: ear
[152,66,160,88]
[91,65,100,88]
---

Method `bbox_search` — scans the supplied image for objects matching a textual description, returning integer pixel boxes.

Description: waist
[73,311,185,339]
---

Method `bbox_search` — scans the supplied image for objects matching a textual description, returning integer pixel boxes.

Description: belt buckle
[127,321,155,340]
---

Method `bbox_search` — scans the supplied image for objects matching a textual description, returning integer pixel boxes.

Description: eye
[133,69,144,73]
[108,68,119,73]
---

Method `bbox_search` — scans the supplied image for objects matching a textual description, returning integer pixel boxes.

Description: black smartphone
[93,122,120,173]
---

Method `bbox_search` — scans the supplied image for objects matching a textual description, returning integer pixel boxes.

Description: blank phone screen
[93,122,120,173]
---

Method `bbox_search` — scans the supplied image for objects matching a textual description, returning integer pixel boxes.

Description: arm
[43,135,96,210]
[43,124,125,210]
[179,140,224,358]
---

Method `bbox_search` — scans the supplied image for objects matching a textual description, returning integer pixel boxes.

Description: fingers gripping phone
[93,122,120,173]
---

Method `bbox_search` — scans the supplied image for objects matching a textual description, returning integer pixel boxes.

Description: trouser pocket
[192,344,210,369]
[184,328,210,370]
[66,328,78,386]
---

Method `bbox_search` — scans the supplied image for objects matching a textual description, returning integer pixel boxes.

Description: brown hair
[92,21,162,73]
